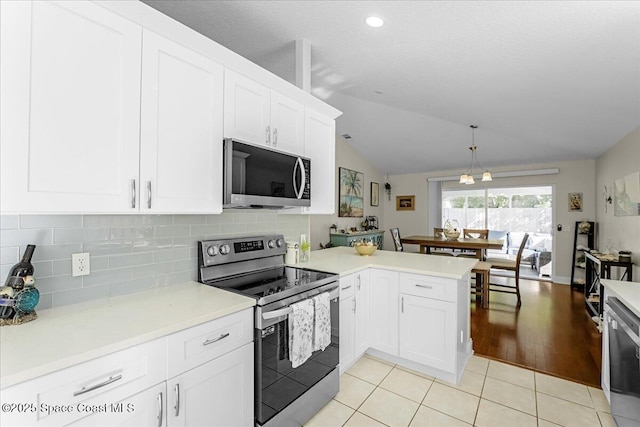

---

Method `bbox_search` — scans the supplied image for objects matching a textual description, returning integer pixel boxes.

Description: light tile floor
[305,354,614,427]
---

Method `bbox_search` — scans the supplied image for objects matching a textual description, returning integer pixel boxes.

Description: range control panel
[199,234,286,267]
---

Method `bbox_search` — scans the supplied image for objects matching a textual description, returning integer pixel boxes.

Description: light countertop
[603,279,640,318]
[301,247,478,279]
[0,282,255,388]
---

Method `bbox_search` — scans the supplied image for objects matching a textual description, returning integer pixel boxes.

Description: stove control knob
[276,238,284,248]
[206,245,218,257]
[268,240,276,248]
[219,244,230,255]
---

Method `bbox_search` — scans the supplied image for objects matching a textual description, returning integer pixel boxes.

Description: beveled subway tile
[0,246,19,264]
[486,360,535,390]
[359,387,420,427]
[422,382,480,424]
[154,225,190,238]
[536,392,601,427]
[35,293,53,311]
[31,244,83,262]
[346,356,394,385]
[20,214,82,229]
[535,372,592,407]
[410,405,471,426]
[52,285,109,308]
[109,252,153,269]
[0,215,19,229]
[481,376,536,416]
[220,223,247,234]
[334,373,376,409]
[36,275,82,294]
[173,214,207,225]
[436,369,485,396]
[109,277,154,297]
[82,267,132,288]
[53,228,84,244]
[1,229,53,247]
[31,261,52,278]
[110,226,153,240]
[304,399,354,427]
[83,215,135,227]
[379,367,433,403]
[83,242,132,257]
[154,247,190,263]
[474,399,537,427]
[190,224,222,238]
[132,262,173,279]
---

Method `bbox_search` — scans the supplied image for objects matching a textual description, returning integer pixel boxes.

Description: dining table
[400,235,504,260]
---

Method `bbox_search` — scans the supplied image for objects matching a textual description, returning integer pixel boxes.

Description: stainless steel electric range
[198,235,340,427]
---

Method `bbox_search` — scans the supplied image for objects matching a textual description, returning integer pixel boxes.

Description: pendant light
[459,125,492,184]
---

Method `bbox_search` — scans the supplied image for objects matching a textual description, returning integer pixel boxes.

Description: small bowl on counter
[354,242,377,256]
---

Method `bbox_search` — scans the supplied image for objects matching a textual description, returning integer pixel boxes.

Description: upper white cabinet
[304,108,336,214]
[0,1,142,213]
[140,30,224,214]
[224,70,305,155]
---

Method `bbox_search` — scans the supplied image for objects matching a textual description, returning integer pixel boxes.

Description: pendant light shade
[459,125,492,184]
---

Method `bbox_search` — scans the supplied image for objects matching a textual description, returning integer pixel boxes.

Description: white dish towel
[313,292,331,352]
[288,298,315,368]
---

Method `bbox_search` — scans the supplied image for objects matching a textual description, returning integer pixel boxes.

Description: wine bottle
[4,245,36,291]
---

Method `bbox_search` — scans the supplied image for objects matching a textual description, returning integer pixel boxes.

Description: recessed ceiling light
[365,16,384,28]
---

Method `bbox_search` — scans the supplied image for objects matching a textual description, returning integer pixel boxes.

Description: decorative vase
[443,220,461,240]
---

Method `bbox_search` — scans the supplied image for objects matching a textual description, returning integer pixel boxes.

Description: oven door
[254,283,339,426]
[223,138,311,208]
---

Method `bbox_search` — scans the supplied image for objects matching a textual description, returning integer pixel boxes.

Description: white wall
[310,135,385,250]
[383,160,597,283]
[595,126,640,281]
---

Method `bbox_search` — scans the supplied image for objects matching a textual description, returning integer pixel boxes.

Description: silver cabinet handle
[273,127,278,146]
[131,179,136,208]
[416,284,433,289]
[357,275,361,290]
[203,332,230,346]
[157,392,163,427]
[265,126,270,145]
[147,181,152,209]
[173,384,180,417]
[352,298,356,313]
[73,374,122,397]
[401,296,404,313]
[341,285,352,291]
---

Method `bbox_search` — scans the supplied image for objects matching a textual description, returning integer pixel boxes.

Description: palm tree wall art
[339,167,364,217]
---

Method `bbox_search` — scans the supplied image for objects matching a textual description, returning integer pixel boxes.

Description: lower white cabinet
[339,271,369,372]
[399,294,455,372]
[168,342,253,427]
[68,383,166,427]
[353,270,369,358]
[368,269,399,356]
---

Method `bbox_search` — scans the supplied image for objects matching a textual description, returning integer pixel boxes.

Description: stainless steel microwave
[223,139,311,209]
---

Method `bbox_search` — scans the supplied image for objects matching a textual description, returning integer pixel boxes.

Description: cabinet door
[270,91,304,154]
[304,108,336,214]
[399,294,455,372]
[169,342,253,427]
[368,269,399,356]
[140,30,224,214]
[0,0,141,213]
[67,383,166,427]
[354,270,369,357]
[223,70,271,146]
[339,296,355,372]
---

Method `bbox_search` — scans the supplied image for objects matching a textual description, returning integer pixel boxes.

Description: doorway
[442,186,553,281]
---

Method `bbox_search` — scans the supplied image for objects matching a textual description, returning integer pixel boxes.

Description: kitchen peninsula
[304,246,477,384]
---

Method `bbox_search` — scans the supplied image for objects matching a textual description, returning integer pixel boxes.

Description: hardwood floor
[470,275,603,387]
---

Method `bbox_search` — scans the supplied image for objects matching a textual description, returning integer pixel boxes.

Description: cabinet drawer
[399,273,457,302]
[167,308,253,379]
[339,274,356,298]
[0,338,166,427]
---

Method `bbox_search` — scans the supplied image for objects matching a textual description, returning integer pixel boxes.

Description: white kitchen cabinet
[304,108,337,214]
[368,269,399,356]
[224,70,304,155]
[140,30,224,213]
[68,383,166,427]
[0,0,142,213]
[339,271,369,372]
[399,294,455,372]
[353,270,369,357]
[168,342,253,427]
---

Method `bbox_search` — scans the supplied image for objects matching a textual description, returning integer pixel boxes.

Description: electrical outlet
[72,252,91,277]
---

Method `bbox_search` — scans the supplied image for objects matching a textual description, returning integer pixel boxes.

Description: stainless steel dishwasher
[605,297,640,426]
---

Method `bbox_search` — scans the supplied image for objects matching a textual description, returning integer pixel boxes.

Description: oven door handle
[262,307,293,320]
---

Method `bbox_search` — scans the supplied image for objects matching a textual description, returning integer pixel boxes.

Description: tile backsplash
[0,212,309,310]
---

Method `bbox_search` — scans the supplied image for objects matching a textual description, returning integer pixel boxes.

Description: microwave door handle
[293,157,305,199]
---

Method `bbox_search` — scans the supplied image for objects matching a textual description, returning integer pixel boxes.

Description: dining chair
[485,232,529,307]
[390,228,404,251]
[432,228,455,256]
[457,228,489,258]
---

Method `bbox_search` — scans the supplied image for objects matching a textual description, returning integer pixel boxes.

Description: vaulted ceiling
[143,1,640,174]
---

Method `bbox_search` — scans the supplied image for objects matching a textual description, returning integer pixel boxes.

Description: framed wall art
[614,171,640,216]
[396,195,415,211]
[568,192,583,212]
[370,182,379,206]
[339,167,364,217]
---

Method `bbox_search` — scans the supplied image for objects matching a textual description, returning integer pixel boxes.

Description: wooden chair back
[463,228,489,239]
[514,233,530,269]
[390,228,403,251]
[433,227,445,238]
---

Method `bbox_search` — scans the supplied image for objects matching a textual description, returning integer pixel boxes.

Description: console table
[584,252,634,318]
[330,231,384,248]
